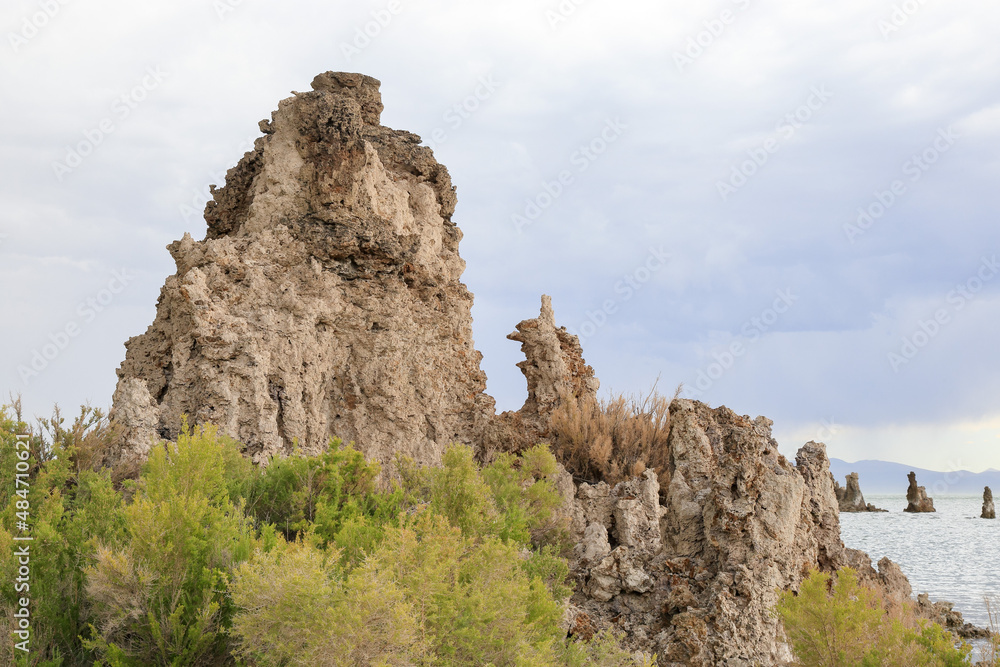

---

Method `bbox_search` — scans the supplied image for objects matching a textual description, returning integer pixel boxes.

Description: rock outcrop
[555,401,887,665]
[984,486,996,519]
[107,70,985,662]
[916,593,992,639]
[834,472,886,512]
[109,72,494,467]
[506,295,600,437]
[904,471,936,513]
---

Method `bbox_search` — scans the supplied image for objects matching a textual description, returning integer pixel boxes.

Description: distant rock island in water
[829,458,1000,495]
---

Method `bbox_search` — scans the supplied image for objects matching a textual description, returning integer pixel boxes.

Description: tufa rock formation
[555,405,887,665]
[904,471,936,513]
[834,472,886,512]
[983,486,996,519]
[108,71,988,662]
[504,294,600,439]
[109,72,495,467]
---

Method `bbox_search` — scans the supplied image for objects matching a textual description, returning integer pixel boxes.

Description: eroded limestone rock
[505,295,599,436]
[109,72,494,467]
[835,472,886,512]
[559,401,891,666]
[983,486,996,519]
[904,471,936,513]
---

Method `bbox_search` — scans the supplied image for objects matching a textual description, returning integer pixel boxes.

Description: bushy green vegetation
[0,402,649,666]
[776,568,974,667]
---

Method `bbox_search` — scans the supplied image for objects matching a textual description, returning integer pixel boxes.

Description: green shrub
[777,568,971,667]
[83,423,257,666]
[229,539,424,666]
[0,404,126,667]
[0,399,649,667]
[245,440,403,566]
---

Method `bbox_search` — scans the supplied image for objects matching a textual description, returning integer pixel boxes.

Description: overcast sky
[2,0,999,472]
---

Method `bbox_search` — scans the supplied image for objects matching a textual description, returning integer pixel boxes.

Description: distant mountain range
[829,458,1000,496]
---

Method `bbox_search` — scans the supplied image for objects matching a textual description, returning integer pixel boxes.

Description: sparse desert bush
[777,567,971,667]
[84,422,258,666]
[229,539,424,666]
[550,385,678,487]
[0,403,127,666]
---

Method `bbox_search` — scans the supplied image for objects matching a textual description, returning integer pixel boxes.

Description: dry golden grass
[37,403,120,475]
[549,383,680,487]
[981,596,1000,666]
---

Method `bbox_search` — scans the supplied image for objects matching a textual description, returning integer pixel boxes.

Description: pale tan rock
[983,486,995,519]
[563,402,921,665]
[505,295,599,436]
[109,72,494,467]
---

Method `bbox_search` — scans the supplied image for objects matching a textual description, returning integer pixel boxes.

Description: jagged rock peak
[109,71,494,467]
[507,295,599,433]
[904,471,936,513]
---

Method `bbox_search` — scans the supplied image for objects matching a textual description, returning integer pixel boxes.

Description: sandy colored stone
[983,486,995,519]
[109,72,494,467]
[505,295,599,437]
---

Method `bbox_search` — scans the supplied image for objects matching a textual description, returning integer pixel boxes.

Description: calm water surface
[839,494,1000,628]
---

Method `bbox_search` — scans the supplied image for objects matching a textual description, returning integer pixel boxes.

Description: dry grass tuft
[549,383,680,487]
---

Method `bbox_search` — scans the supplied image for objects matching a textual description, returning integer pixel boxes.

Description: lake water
[839,494,1000,629]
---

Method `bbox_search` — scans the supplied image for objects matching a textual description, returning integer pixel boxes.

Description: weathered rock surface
[555,401,888,666]
[835,472,886,512]
[109,72,495,467]
[107,70,986,663]
[904,471,936,513]
[983,486,996,519]
[916,593,992,639]
[505,295,599,438]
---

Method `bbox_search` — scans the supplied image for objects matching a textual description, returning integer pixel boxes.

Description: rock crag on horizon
[835,472,886,512]
[904,471,936,513]
[983,486,996,519]
[109,72,495,467]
